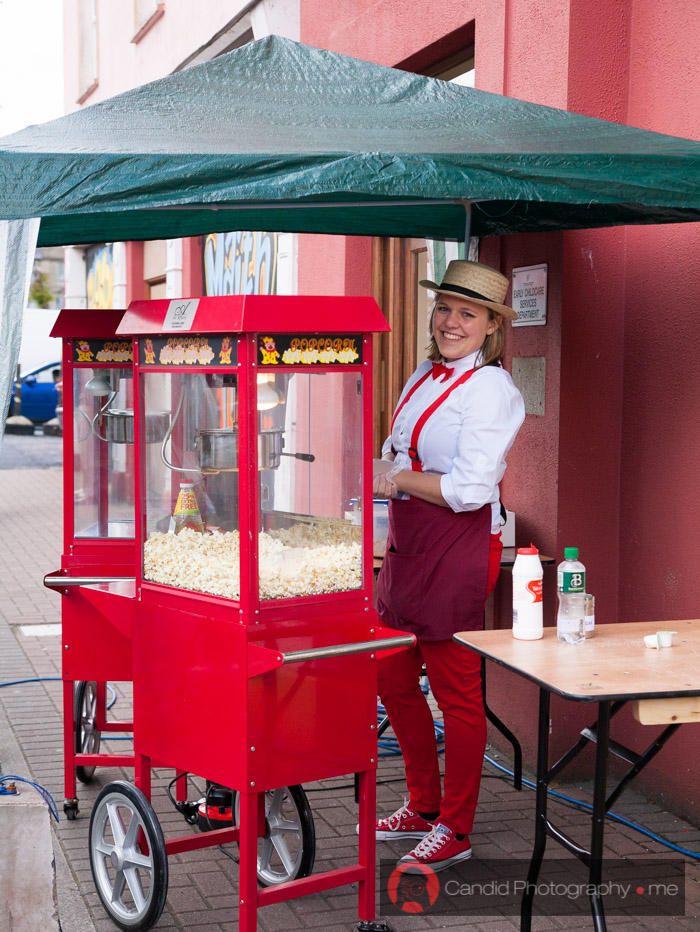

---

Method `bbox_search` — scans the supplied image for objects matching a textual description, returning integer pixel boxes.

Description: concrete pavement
[1,452,700,931]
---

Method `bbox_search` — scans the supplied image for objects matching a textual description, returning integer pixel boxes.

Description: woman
[373,259,525,871]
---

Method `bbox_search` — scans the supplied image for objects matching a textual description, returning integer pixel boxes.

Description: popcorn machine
[44,310,139,816]
[57,295,414,932]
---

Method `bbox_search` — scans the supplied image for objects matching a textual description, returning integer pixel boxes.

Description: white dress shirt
[382,351,525,532]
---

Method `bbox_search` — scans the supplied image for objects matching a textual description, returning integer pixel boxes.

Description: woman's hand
[373,458,401,499]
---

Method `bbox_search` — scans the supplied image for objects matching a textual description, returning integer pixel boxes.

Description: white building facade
[62,0,300,308]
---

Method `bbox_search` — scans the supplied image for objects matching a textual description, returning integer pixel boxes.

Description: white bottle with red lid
[512,543,544,640]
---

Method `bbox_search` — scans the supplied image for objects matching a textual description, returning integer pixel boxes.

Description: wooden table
[454,619,700,932]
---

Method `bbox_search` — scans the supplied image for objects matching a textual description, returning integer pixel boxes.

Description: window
[132,0,165,44]
[143,240,167,299]
[77,0,98,103]
[426,52,475,86]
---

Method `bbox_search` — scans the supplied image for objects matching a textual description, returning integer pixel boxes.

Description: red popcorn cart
[60,295,413,932]
[44,311,140,817]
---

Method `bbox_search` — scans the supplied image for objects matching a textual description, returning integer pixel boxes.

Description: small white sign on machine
[163,298,199,331]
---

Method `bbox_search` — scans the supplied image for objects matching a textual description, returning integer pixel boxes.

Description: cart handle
[44,575,135,588]
[248,633,416,677]
[280,635,415,664]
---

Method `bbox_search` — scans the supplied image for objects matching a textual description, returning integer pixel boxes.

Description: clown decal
[259,336,280,365]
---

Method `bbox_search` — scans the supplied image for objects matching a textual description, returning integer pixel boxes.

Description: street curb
[0,696,97,932]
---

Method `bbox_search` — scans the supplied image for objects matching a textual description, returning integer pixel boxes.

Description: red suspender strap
[390,370,432,435]
[408,368,477,472]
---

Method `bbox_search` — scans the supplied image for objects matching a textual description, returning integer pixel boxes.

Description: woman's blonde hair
[427,302,505,368]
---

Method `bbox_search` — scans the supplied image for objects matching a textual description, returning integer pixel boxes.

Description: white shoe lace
[381,802,413,831]
[411,824,451,857]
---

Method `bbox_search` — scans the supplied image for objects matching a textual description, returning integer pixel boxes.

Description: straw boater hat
[419,259,518,321]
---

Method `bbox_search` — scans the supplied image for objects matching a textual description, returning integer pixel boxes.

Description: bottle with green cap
[556,546,586,644]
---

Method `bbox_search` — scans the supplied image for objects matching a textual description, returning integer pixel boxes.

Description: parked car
[9,361,61,423]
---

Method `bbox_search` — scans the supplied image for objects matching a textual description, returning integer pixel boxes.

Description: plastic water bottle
[556,547,586,644]
[512,544,543,640]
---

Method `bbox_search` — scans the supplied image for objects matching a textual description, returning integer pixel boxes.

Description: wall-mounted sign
[511,264,547,327]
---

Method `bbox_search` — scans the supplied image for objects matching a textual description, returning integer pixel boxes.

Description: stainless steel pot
[196,427,284,471]
[102,409,170,444]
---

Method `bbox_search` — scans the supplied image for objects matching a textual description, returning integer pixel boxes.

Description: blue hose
[0,774,59,822]
[483,753,700,861]
[3,678,697,858]
[376,698,699,862]
[0,677,62,687]
[0,677,117,709]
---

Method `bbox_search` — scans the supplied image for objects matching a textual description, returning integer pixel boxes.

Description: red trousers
[377,532,502,835]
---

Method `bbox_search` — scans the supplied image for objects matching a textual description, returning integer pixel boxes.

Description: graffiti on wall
[203,231,278,297]
[86,244,114,309]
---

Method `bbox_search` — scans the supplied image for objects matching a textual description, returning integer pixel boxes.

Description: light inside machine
[256,373,279,410]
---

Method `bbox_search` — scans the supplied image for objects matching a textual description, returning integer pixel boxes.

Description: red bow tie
[431,361,454,382]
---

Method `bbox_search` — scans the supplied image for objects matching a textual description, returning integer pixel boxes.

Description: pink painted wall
[301,0,700,822]
[613,0,700,817]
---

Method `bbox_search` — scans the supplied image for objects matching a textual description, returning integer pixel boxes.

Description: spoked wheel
[74,680,101,784]
[234,784,315,886]
[89,781,168,931]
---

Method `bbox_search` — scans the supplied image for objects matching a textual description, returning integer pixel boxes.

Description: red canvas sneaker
[375,803,434,840]
[398,822,472,871]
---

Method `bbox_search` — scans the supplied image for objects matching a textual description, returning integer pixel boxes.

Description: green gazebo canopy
[1,35,700,246]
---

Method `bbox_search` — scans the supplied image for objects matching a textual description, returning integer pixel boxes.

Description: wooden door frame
[371,237,428,455]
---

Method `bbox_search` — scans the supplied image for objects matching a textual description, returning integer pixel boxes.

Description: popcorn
[143,524,362,600]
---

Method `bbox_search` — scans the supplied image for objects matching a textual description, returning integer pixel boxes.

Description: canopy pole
[0,218,40,455]
[153,198,462,211]
[461,199,473,258]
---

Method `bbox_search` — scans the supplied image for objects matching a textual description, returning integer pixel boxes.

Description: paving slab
[1,463,700,931]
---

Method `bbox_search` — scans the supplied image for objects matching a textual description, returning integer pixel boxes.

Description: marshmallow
[643,631,676,649]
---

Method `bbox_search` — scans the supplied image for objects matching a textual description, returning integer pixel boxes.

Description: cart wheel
[89,781,168,931]
[74,680,101,784]
[64,800,79,821]
[235,784,315,886]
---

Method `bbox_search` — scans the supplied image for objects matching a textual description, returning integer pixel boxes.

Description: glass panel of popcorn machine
[142,370,241,598]
[258,369,363,600]
[73,367,135,538]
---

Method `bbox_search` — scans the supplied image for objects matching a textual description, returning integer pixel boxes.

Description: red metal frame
[50,296,411,928]
[121,294,387,336]
[48,311,139,811]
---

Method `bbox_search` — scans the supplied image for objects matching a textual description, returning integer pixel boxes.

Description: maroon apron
[376,497,490,640]
[376,364,491,640]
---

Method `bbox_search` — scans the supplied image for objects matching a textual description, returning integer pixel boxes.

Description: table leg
[482,657,522,790]
[521,688,550,931]
[589,700,611,932]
